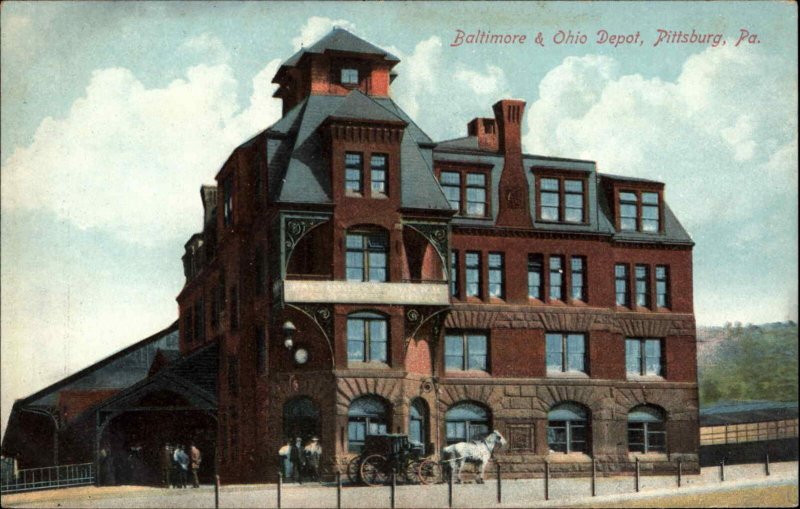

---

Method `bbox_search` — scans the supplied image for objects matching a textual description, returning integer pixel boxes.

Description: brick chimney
[467,117,499,152]
[493,99,532,228]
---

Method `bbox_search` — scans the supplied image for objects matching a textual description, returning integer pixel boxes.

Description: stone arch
[535,384,610,419]
[437,384,502,415]
[611,387,696,421]
[335,377,404,415]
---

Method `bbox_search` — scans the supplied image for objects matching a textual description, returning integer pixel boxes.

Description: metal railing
[1,462,95,494]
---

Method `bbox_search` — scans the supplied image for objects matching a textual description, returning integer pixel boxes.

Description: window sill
[547,452,592,462]
[444,370,491,378]
[627,374,665,382]
[371,193,389,199]
[536,219,589,226]
[547,371,589,379]
[347,361,390,370]
[628,452,669,462]
[345,191,364,198]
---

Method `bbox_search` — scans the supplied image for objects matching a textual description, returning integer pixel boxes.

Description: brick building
[174,27,699,482]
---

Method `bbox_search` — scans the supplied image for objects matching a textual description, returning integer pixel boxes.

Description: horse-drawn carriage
[346,434,441,486]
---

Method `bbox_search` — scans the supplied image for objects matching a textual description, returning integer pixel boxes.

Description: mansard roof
[274,28,400,82]
[261,90,451,212]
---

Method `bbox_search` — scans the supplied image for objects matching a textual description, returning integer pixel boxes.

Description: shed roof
[700,400,799,426]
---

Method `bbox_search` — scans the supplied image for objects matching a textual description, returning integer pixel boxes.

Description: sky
[1,1,797,435]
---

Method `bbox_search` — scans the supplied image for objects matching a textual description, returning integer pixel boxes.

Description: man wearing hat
[303,437,322,482]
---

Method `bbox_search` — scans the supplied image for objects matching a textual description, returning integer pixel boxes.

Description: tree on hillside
[699,322,798,405]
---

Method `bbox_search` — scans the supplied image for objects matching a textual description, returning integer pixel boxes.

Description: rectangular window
[346,231,387,282]
[450,250,459,297]
[345,152,363,193]
[619,192,638,231]
[465,252,481,297]
[570,256,586,302]
[540,178,560,221]
[465,173,487,217]
[440,171,461,211]
[656,265,670,308]
[546,333,586,373]
[341,68,359,85]
[549,255,564,300]
[347,315,388,363]
[626,338,663,376]
[642,192,660,232]
[370,154,387,195]
[223,177,234,226]
[615,264,629,307]
[488,252,504,298]
[444,332,488,371]
[618,190,661,232]
[538,176,586,223]
[528,254,543,299]
[635,265,650,307]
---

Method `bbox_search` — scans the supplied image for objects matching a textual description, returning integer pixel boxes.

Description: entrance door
[283,397,320,442]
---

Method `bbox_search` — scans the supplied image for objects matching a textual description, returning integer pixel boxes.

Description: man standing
[189,442,202,488]
[160,443,173,488]
[289,437,305,484]
[174,445,189,488]
[304,437,322,482]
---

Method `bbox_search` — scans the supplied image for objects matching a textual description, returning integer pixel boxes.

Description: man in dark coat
[289,437,305,483]
[160,443,172,488]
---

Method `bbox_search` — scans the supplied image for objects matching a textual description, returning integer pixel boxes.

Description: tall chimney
[493,99,532,228]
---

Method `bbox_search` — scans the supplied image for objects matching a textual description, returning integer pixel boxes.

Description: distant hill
[697,321,798,405]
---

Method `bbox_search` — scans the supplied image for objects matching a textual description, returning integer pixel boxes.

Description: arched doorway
[409,398,429,454]
[283,397,320,443]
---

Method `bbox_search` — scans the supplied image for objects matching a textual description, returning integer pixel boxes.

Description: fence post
[634,458,640,493]
[765,453,770,476]
[390,468,396,509]
[544,461,549,501]
[448,467,454,508]
[496,461,502,504]
[214,474,220,509]
[591,458,596,497]
[719,459,725,482]
[337,470,342,509]
[677,459,682,487]
[277,470,282,509]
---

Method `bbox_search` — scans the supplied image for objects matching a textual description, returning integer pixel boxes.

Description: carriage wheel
[404,459,421,484]
[417,459,441,485]
[346,456,361,484]
[360,454,389,486]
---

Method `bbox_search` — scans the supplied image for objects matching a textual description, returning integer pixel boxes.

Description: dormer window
[618,190,661,232]
[536,174,586,223]
[341,68,359,85]
[437,167,491,218]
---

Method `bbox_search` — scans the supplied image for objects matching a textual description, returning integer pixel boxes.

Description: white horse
[441,430,506,484]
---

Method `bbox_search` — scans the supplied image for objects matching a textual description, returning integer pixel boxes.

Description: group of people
[160,442,202,488]
[278,436,322,483]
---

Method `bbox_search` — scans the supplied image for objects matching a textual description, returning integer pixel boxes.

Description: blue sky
[1,1,797,432]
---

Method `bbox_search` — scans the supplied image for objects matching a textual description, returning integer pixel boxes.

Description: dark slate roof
[264,91,451,211]
[329,90,406,123]
[17,323,179,408]
[700,400,799,426]
[279,28,400,72]
[169,343,218,396]
[436,136,483,151]
[601,173,664,185]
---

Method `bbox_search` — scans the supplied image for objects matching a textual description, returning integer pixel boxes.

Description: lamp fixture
[282,321,297,350]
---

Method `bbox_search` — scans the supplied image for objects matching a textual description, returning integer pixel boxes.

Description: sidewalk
[2,461,797,508]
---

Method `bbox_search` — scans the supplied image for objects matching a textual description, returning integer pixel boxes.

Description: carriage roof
[363,434,412,454]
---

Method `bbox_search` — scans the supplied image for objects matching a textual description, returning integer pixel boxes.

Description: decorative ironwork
[404,306,450,346]
[403,221,450,270]
[420,379,435,394]
[287,303,335,367]
[281,213,330,275]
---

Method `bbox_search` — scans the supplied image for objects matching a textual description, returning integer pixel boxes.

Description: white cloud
[523,45,798,234]
[180,33,231,64]
[1,51,283,246]
[291,16,356,51]
[454,65,509,96]
[389,36,443,119]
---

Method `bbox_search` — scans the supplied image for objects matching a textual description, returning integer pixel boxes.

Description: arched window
[628,405,666,453]
[346,229,388,282]
[409,398,429,454]
[445,402,490,445]
[348,396,389,453]
[347,312,388,363]
[548,403,589,454]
